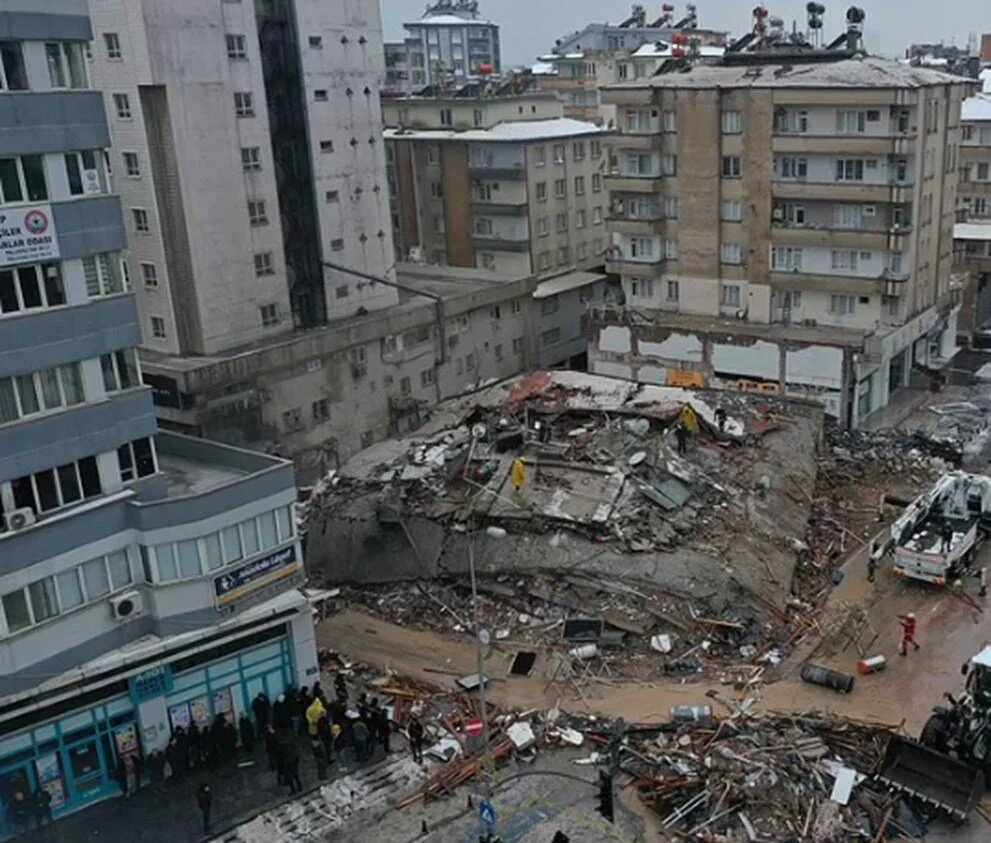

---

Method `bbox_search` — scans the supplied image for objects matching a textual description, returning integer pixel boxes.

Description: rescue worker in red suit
[898,612,920,656]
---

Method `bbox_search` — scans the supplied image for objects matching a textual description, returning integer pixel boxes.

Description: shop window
[275,506,293,541]
[222,525,243,563]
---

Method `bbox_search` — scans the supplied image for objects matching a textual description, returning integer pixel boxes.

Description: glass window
[0,158,22,203]
[204,534,224,571]
[154,545,178,583]
[38,368,61,410]
[79,457,101,499]
[107,551,131,590]
[15,374,39,415]
[21,156,47,202]
[34,469,59,511]
[56,463,81,504]
[42,263,65,306]
[221,526,243,564]
[60,363,83,404]
[0,42,27,91]
[2,590,31,633]
[133,438,155,477]
[18,265,41,308]
[45,43,65,87]
[117,443,134,482]
[177,541,201,579]
[241,519,260,557]
[65,153,82,194]
[56,569,83,611]
[276,506,292,541]
[82,557,111,599]
[28,578,59,623]
[258,511,278,550]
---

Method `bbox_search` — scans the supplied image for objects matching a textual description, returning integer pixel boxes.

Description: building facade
[383,0,500,96]
[0,1,315,829]
[86,0,398,356]
[592,56,973,427]
[956,91,991,340]
[383,97,611,276]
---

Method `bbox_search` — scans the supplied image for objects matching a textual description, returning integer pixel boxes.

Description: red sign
[465,719,484,737]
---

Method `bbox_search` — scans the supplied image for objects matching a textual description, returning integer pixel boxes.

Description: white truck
[887,472,991,585]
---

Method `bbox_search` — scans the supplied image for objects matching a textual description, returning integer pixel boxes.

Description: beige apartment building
[955,91,991,340]
[383,94,611,277]
[593,56,974,427]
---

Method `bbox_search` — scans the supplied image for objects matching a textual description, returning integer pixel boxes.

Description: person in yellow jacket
[306,696,326,738]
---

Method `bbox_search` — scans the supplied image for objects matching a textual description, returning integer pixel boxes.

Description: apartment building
[86,0,397,356]
[593,53,974,427]
[383,95,610,276]
[956,91,991,340]
[383,0,500,96]
[0,0,315,826]
[137,263,612,482]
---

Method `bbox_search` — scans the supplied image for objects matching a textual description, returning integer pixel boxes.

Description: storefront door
[0,764,34,837]
[64,739,108,804]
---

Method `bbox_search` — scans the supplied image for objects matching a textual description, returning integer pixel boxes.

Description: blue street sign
[479,801,497,825]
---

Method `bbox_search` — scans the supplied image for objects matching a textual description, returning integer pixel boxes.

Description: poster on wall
[114,724,139,757]
[212,688,233,718]
[190,696,212,728]
[34,754,66,810]
[0,205,59,268]
[168,702,191,731]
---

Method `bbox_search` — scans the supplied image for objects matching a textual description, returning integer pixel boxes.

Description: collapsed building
[303,371,825,625]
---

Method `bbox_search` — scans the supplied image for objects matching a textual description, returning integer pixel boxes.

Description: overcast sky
[380,0,981,66]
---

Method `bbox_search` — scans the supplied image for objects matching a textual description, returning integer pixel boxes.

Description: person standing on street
[376,704,391,755]
[280,733,303,795]
[898,612,920,656]
[196,783,213,836]
[32,785,52,831]
[252,692,271,732]
[408,717,425,765]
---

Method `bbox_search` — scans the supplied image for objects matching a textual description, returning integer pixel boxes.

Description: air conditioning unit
[110,590,144,622]
[82,169,102,195]
[772,206,785,221]
[4,508,36,532]
[863,205,877,217]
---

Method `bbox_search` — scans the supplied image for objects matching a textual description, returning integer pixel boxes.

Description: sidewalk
[39,735,396,843]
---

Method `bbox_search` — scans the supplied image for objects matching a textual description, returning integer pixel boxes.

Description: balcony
[611,133,665,151]
[960,179,991,196]
[772,134,917,156]
[468,165,525,181]
[768,270,901,296]
[471,200,527,216]
[473,233,529,252]
[771,223,911,251]
[604,173,665,193]
[607,214,666,236]
[772,181,914,204]
[605,255,666,277]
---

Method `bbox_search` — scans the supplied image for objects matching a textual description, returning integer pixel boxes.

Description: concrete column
[289,602,319,688]
[61,258,88,306]
[777,343,787,391]
[97,450,123,494]
[137,696,170,753]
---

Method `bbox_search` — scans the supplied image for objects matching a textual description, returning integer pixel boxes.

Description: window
[82,255,121,297]
[775,156,807,179]
[320,140,334,153]
[130,208,150,233]
[64,150,102,196]
[260,304,279,326]
[45,42,87,89]
[312,399,330,422]
[426,145,438,164]
[629,236,654,259]
[11,456,101,517]
[721,243,743,264]
[721,110,742,134]
[326,190,339,203]
[511,298,523,315]
[104,33,122,60]
[592,172,602,193]
[573,141,586,161]
[512,337,523,354]
[665,238,678,259]
[661,155,677,176]
[830,294,856,315]
[553,144,565,163]
[100,349,139,394]
[721,200,742,222]
[0,262,67,316]
[720,284,741,307]
[330,238,344,251]
[123,151,140,177]
[625,153,653,176]
[978,162,991,182]
[439,108,453,126]
[0,363,84,424]
[555,213,567,233]
[836,110,866,135]
[536,182,547,201]
[774,109,808,134]
[532,145,547,167]
[472,108,483,127]
[0,42,27,91]
[590,139,602,159]
[254,252,274,276]
[336,285,348,299]
[575,209,586,228]
[241,147,261,171]
[538,251,551,271]
[631,279,654,298]
[537,216,550,236]
[831,249,858,272]
[226,34,247,59]
[835,159,865,181]
[833,204,862,229]
[722,156,741,178]
[574,175,585,195]
[592,207,603,225]
[541,328,561,347]
[429,181,443,198]
[662,111,676,132]
[150,316,166,339]
[113,93,131,119]
[0,155,48,204]
[247,200,268,225]
[771,246,803,271]
[234,92,255,117]
[557,246,569,265]
[554,178,566,198]
[117,437,156,482]
[474,217,493,236]
[309,35,323,48]
[783,204,806,225]
[576,242,587,260]
[421,368,436,388]
[399,376,411,395]
[666,280,679,301]
[540,295,560,316]
[314,89,328,102]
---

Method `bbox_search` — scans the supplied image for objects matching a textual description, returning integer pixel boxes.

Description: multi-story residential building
[383,0,500,96]
[0,0,315,826]
[86,0,398,355]
[383,95,610,275]
[956,91,991,340]
[592,47,974,427]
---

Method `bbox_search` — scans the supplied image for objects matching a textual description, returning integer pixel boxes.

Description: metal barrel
[801,663,855,693]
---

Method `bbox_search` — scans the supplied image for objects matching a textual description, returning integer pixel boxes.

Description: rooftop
[155,432,288,498]
[963,93,991,122]
[396,262,530,301]
[533,269,607,299]
[606,55,976,90]
[406,14,495,26]
[955,222,991,242]
[631,41,726,59]
[384,117,608,142]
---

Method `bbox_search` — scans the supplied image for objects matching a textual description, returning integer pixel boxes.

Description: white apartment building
[86,0,397,356]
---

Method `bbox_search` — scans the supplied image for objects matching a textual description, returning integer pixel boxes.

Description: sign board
[466,718,484,737]
[129,664,174,703]
[0,205,59,268]
[479,801,496,825]
[214,545,300,613]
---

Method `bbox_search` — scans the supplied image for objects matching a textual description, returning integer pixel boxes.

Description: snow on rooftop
[632,41,725,59]
[955,222,991,242]
[612,56,974,90]
[407,14,494,26]
[531,61,558,76]
[384,117,607,142]
[982,68,991,93]
[963,93,991,122]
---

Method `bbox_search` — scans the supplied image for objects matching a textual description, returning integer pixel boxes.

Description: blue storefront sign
[213,545,299,611]
[129,665,174,704]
